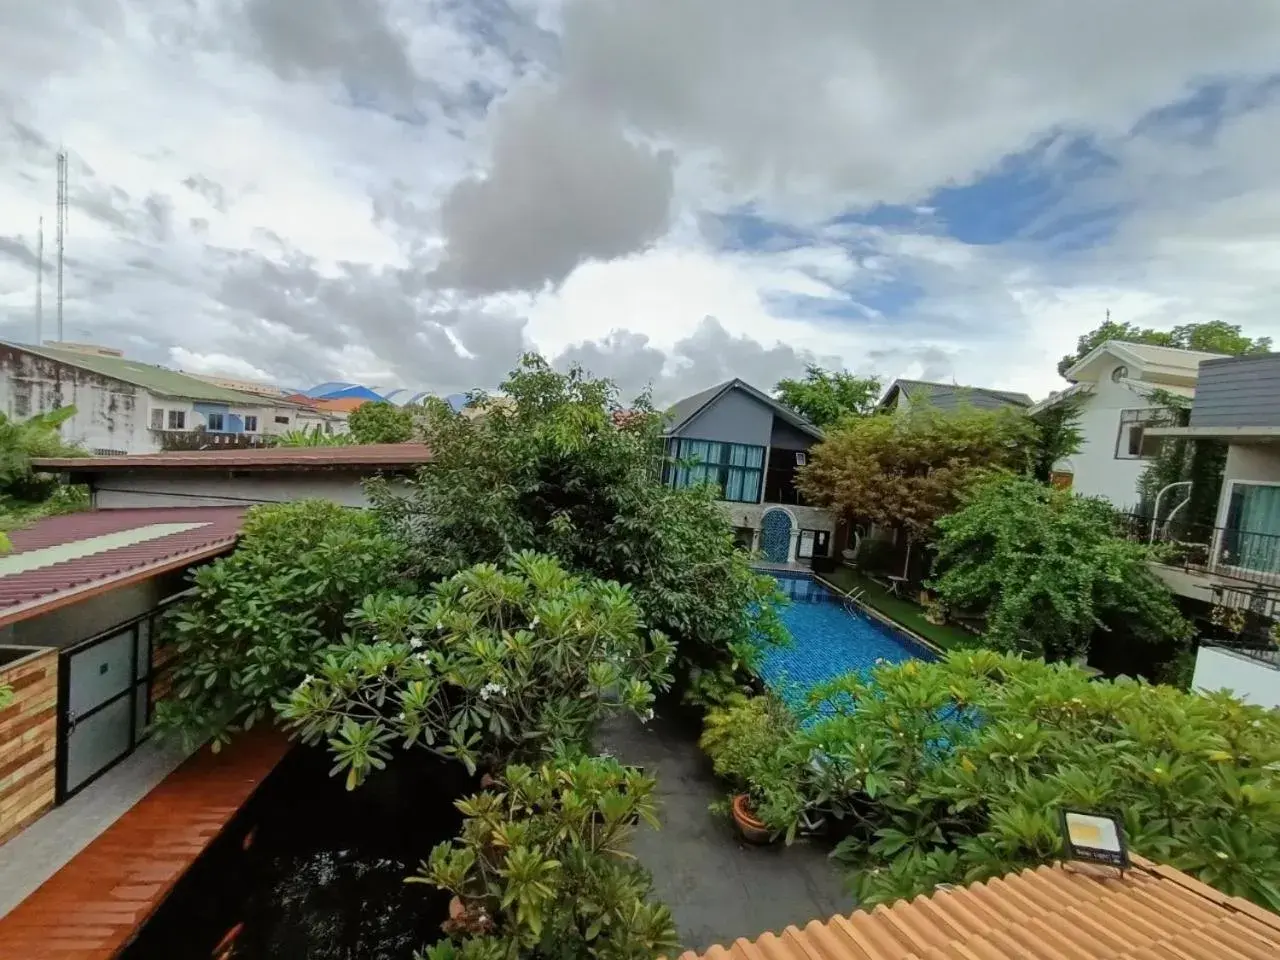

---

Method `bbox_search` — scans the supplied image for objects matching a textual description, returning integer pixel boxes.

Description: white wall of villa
[1055,370,1157,509]
[1193,645,1280,709]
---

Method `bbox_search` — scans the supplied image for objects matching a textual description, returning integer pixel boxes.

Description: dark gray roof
[663,379,823,440]
[879,379,1033,412]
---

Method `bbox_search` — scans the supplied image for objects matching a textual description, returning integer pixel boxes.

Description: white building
[1030,340,1227,509]
[0,341,339,454]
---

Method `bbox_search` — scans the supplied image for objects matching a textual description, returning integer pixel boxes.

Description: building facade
[1031,340,1227,509]
[0,342,332,454]
[1136,353,1280,708]
[662,379,834,564]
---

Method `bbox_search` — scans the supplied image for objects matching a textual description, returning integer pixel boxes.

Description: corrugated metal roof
[2,341,296,406]
[0,508,245,626]
[676,857,1280,960]
[32,443,432,472]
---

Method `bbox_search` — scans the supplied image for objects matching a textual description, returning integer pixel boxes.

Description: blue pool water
[759,572,936,714]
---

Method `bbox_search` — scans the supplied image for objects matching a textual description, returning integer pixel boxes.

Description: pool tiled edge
[811,573,947,659]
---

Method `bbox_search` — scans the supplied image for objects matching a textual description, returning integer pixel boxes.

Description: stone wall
[0,648,58,845]
[719,501,836,562]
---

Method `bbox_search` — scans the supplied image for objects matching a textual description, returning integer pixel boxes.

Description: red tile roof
[676,856,1280,960]
[0,508,245,627]
[32,442,432,472]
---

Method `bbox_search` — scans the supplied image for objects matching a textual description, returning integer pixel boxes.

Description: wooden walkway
[0,730,289,960]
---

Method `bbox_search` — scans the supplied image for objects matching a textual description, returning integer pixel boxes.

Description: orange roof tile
[675,857,1280,960]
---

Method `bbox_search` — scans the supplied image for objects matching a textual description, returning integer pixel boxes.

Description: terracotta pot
[731,793,772,844]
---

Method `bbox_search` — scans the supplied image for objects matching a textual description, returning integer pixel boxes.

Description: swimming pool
[759,572,936,712]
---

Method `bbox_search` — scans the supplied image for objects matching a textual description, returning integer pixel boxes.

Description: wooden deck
[0,729,289,960]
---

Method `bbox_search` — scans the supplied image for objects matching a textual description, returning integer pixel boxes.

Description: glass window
[244,415,258,432]
[167,410,186,429]
[1115,408,1166,460]
[206,412,225,431]
[1221,484,1280,573]
[150,408,164,429]
[666,438,764,503]
[275,415,290,425]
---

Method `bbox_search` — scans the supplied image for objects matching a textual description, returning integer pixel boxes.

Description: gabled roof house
[1031,340,1227,508]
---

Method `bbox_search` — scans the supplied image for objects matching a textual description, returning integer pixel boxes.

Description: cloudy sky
[2,2,1279,404]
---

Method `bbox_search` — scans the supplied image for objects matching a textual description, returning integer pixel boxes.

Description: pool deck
[0,729,289,960]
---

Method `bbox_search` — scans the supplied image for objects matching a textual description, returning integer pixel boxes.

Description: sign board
[1060,809,1129,869]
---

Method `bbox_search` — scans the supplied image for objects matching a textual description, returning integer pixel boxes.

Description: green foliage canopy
[1058,318,1271,377]
[717,652,1280,911]
[348,401,415,444]
[797,404,1037,538]
[279,553,675,786]
[775,365,882,427]
[370,355,785,694]
[930,476,1190,661]
[152,500,405,749]
[418,757,679,960]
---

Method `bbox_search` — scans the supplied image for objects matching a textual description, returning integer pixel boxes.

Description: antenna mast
[56,151,68,343]
[35,217,44,344]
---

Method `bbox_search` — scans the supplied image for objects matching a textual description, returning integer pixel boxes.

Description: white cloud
[0,0,1278,408]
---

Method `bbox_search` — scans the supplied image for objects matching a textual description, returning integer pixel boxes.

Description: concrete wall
[0,648,58,844]
[675,387,774,447]
[0,345,153,454]
[1054,362,1162,509]
[90,472,408,509]
[1193,645,1280,709]
[1191,355,1280,428]
[5,580,169,650]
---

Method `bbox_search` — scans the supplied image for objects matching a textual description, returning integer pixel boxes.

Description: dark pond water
[122,743,473,960]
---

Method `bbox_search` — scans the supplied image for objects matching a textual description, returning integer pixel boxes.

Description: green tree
[1029,392,1085,484]
[275,425,354,447]
[278,554,675,785]
[929,475,1189,661]
[1058,318,1270,377]
[0,406,84,503]
[418,757,679,960]
[347,401,414,444]
[775,365,882,427]
[369,355,785,701]
[1170,319,1272,356]
[152,500,405,749]
[797,404,1037,539]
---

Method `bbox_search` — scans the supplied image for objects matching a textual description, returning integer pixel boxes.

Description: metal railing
[1121,513,1280,591]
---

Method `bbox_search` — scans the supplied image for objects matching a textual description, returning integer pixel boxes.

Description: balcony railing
[1122,513,1280,591]
[763,482,810,507]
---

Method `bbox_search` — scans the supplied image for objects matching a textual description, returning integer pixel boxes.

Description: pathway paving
[0,729,288,960]
[596,709,852,954]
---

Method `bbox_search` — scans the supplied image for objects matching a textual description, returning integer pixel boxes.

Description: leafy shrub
[348,401,415,444]
[152,501,405,749]
[700,693,809,839]
[416,757,679,960]
[279,553,675,787]
[931,475,1190,661]
[370,355,785,701]
[752,651,1280,910]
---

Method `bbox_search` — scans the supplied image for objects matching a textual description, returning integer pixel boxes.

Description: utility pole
[56,150,67,343]
[35,217,44,344]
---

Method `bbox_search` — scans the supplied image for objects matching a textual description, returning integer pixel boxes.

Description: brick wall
[0,648,58,845]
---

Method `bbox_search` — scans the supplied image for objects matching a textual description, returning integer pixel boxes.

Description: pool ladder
[842,588,865,617]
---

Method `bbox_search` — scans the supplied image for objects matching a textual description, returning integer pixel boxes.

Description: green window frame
[666,438,764,503]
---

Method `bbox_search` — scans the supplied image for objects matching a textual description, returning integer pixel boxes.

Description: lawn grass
[821,565,980,652]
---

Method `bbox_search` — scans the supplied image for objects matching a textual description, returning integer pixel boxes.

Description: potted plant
[730,792,772,844]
